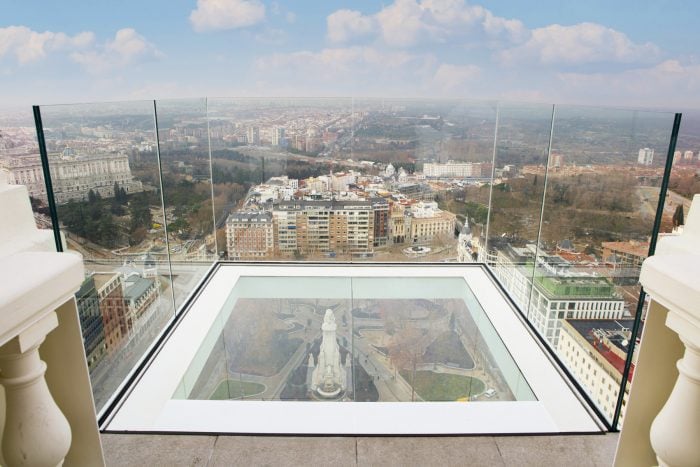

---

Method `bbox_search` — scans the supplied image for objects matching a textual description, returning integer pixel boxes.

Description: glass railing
[19,98,683,430]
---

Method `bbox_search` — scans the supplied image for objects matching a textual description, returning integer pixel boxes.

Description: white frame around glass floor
[105,264,603,434]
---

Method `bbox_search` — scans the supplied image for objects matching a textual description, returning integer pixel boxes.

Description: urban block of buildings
[479,242,625,345]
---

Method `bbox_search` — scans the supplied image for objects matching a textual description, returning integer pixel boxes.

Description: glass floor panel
[105,264,602,434]
[174,276,534,403]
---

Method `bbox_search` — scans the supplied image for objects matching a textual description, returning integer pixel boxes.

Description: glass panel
[37,101,177,411]
[154,98,217,308]
[207,97,356,262]
[663,111,699,236]
[176,275,533,403]
[175,276,354,401]
[211,98,497,264]
[532,105,676,425]
[0,109,49,229]
[351,98,498,263]
[349,276,533,402]
[483,102,554,316]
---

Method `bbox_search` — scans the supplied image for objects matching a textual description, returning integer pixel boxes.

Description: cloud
[432,63,480,89]
[254,46,440,95]
[256,46,425,74]
[326,0,527,48]
[0,26,94,64]
[70,28,162,74]
[557,59,700,106]
[499,22,660,66]
[327,10,377,43]
[190,0,266,32]
[269,1,295,23]
[254,28,286,45]
[325,1,659,70]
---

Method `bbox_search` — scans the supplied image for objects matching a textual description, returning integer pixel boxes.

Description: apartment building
[226,211,275,260]
[265,199,389,256]
[405,201,457,245]
[75,277,107,371]
[557,319,637,421]
[93,272,131,355]
[602,240,649,269]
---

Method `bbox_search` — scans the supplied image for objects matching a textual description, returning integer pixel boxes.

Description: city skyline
[1,0,700,111]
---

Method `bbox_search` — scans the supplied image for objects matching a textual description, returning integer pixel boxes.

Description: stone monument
[310,309,346,398]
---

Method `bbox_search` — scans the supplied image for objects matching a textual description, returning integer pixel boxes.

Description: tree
[673,204,685,228]
[110,200,125,216]
[388,327,427,401]
[88,189,97,203]
[129,193,152,232]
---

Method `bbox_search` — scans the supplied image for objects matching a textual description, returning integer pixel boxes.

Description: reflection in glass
[37,102,177,411]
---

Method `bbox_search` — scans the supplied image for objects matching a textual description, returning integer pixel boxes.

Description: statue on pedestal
[310,309,345,398]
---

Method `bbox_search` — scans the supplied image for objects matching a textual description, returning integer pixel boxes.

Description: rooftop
[534,275,619,300]
[601,241,649,258]
[565,319,639,382]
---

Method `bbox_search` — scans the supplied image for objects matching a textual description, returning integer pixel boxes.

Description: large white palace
[0,150,142,204]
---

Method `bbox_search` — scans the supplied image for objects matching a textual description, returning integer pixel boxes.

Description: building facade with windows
[76,277,107,371]
[483,242,625,346]
[270,200,379,256]
[557,319,636,422]
[226,211,275,260]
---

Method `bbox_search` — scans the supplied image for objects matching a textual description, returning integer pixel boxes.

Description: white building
[1,152,143,204]
[637,148,654,166]
[485,243,625,346]
[405,201,456,245]
[384,163,396,178]
[247,127,260,145]
[397,167,408,183]
[0,154,46,201]
[423,161,482,178]
[683,150,694,161]
[330,172,357,192]
[556,319,636,422]
[272,127,285,147]
[304,176,330,193]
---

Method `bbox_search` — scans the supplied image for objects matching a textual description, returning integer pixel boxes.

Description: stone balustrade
[616,194,700,467]
[0,175,103,466]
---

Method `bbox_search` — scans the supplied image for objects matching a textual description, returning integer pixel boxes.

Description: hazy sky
[1,0,699,109]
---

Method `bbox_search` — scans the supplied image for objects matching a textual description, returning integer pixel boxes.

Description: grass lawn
[210,379,265,400]
[400,370,485,401]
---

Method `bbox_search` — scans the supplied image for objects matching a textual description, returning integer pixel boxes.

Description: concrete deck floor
[102,433,619,466]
